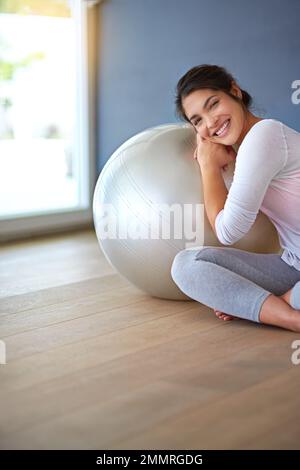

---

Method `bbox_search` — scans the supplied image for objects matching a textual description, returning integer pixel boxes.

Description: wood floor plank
[114,367,300,450]
[0,333,296,449]
[0,285,147,337]
[0,229,299,450]
[2,298,200,359]
[0,274,134,316]
[0,230,113,297]
[0,303,215,391]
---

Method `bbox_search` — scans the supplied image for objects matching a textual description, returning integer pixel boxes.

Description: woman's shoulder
[240,118,286,149]
[249,118,300,136]
[235,118,289,168]
[236,119,300,158]
[249,118,282,133]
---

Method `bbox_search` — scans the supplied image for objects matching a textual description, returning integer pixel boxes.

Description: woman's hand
[193,132,236,171]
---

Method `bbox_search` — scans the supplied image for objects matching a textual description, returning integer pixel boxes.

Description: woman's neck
[234,113,264,152]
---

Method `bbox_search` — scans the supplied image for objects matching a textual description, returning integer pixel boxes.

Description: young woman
[171,64,300,332]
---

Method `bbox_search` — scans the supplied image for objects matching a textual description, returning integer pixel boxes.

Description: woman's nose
[206,119,218,135]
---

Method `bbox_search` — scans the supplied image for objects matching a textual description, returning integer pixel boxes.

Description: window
[0,0,95,240]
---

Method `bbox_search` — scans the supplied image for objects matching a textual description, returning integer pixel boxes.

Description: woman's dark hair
[175,64,253,123]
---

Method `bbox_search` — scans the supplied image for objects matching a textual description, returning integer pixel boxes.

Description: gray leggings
[171,246,300,323]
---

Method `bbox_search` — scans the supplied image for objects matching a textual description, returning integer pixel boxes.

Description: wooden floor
[0,229,299,450]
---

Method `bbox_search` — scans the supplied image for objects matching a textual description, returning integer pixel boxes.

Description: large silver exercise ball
[93,123,280,300]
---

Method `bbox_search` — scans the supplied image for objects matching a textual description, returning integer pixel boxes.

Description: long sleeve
[215,120,288,245]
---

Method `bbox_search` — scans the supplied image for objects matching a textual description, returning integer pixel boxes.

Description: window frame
[0,0,96,242]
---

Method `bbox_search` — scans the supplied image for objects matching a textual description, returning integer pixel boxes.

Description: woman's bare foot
[214,309,240,321]
[259,293,300,332]
[213,286,297,324]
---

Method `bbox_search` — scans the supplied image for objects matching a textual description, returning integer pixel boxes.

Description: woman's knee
[194,246,225,263]
[171,249,197,285]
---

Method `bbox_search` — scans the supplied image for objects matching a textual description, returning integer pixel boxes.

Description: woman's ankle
[290,310,300,332]
[280,288,292,305]
[259,294,300,332]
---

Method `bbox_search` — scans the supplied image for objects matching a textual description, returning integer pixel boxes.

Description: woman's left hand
[193,132,237,170]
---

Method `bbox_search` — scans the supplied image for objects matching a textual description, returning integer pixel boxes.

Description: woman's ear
[230,81,242,100]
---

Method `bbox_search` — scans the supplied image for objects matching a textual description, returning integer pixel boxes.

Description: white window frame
[0,0,97,242]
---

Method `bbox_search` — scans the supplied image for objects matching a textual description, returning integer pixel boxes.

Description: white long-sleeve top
[215,118,300,271]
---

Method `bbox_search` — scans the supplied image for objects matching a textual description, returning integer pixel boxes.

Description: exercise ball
[93,123,280,300]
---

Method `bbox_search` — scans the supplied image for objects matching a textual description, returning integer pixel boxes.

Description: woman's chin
[223,134,239,146]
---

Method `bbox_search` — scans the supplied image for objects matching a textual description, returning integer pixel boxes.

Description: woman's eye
[193,101,219,127]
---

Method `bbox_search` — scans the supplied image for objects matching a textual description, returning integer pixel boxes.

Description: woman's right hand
[193,134,237,171]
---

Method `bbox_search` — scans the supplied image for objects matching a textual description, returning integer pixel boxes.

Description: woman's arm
[214,120,287,245]
[200,164,228,237]
[193,132,236,236]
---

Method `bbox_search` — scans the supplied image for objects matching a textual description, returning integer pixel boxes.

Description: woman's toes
[215,310,224,318]
[215,310,227,320]
[214,309,238,321]
[214,309,241,321]
[222,314,230,320]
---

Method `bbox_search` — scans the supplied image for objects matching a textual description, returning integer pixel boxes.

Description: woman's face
[182,84,246,146]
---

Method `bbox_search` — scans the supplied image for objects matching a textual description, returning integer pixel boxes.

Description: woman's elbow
[215,228,243,246]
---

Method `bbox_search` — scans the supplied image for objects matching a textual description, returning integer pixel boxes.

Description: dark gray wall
[97,0,300,172]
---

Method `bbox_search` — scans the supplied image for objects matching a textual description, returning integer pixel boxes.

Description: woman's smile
[214,118,231,138]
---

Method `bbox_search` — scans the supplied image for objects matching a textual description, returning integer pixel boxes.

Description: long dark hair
[175,64,254,123]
